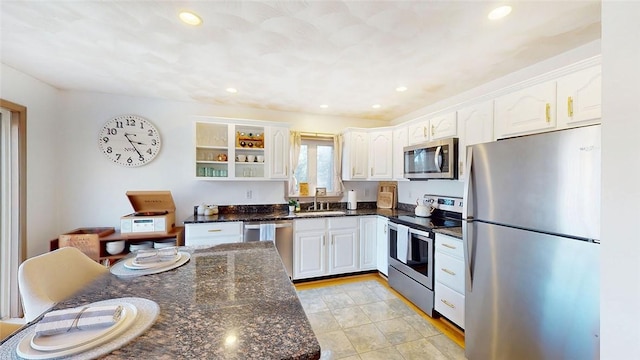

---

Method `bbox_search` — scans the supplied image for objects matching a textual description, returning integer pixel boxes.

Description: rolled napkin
[134,246,179,264]
[34,305,123,337]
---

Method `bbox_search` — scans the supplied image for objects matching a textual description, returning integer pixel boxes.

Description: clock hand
[124,133,144,159]
[124,133,146,145]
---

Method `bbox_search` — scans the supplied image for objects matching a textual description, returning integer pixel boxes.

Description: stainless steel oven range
[388,195,462,317]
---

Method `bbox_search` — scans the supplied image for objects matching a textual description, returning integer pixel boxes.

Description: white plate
[123,253,181,270]
[18,302,138,359]
[29,303,137,352]
[110,252,190,277]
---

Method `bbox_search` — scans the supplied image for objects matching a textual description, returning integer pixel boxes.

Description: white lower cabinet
[185,221,243,246]
[294,217,360,280]
[294,219,327,279]
[294,216,389,280]
[328,222,359,274]
[359,216,378,271]
[375,216,388,276]
[434,233,465,329]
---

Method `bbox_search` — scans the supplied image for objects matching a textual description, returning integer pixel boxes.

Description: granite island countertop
[1,242,320,360]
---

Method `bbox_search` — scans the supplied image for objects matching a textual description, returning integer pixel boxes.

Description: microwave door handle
[434,146,442,171]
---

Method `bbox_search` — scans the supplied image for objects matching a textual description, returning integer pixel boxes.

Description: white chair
[18,247,108,322]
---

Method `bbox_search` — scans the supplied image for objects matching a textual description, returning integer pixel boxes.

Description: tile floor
[296,279,466,360]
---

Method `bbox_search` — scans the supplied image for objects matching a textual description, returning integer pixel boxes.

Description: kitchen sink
[294,210,346,217]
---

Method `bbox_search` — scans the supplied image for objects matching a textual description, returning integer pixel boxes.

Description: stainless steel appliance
[388,195,463,316]
[243,221,293,278]
[403,137,458,180]
[464,125,601,360]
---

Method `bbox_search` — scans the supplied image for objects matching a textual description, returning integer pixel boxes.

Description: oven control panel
[423,195,462,214]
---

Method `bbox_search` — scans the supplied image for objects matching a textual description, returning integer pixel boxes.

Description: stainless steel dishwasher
[243,220,293,278]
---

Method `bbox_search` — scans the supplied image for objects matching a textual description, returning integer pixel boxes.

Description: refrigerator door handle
[463,146,473,219]
[464,221,474,292]
[434,146,442,172]
[463,145,474,293]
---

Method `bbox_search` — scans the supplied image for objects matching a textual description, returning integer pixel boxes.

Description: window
[294,138,334,193]
[288,132,344,197]
[0,100,26,320]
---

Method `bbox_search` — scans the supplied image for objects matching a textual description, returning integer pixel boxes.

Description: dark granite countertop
[433,226,463,239]
[2,242,320,360]
[183,207,412,224]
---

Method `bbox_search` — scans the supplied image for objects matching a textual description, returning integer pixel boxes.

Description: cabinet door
[195,122,230,179]
[376,216,388,276]
[368,130,393,179]
[457,100,494,181]
[267,126,290,179]
[294,230,327,279]
[494,80,556,138]
[392,126,408,180]
[407,120,430,145]
[429,112,457,140]
[185,222,243,246]
[359,216,377,270]
[342,130,368,180]
[557,65,601,128]
[328,229,358,275]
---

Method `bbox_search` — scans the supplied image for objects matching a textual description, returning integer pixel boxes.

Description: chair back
[18,247,108,322]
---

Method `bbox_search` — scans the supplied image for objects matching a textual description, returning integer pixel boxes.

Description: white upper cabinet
[368,129,393,179]
[494,80,557,139]
[556,65,602,128]
[266,126,289,179]
[195,119,290,181]
[429,112,457,140]
[407,119,430,145]
[392,126,408,180]
[342,130,368,180]
[457,100,494,182]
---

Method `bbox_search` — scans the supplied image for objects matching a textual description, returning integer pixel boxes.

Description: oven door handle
[434,146,442,172]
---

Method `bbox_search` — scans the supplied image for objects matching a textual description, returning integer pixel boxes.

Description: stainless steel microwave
[403,137,458,180]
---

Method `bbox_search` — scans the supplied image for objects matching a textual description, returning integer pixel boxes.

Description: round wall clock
[98,114,161,167]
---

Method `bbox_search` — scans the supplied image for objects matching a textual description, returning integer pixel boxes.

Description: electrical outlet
[364,189,369,197]
[246,190,252,199]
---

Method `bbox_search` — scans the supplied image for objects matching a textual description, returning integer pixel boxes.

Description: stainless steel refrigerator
[463,125,600,360]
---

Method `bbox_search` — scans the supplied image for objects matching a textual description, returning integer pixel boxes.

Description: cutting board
[377,191,394,209]
[378,181,398,209]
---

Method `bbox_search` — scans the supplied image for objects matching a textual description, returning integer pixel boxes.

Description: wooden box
[58,227,115,261]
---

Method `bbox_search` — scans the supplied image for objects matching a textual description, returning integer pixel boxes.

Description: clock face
[98,115,161,167]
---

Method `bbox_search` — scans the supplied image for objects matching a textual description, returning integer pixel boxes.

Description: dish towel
[397,224,409,263]
[34,305,123,337]
[259,223,276,241]
[134,247,178,264]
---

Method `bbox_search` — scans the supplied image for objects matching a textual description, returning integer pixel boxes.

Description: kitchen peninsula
[1,242,320,359]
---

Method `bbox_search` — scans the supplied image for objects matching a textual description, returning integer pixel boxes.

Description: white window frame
[0,101,26,320]
[293,137,337,196]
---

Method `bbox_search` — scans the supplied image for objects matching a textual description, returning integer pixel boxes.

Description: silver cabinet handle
[441,299,455,309]
[441,268,456,276]
[442,243,456,250]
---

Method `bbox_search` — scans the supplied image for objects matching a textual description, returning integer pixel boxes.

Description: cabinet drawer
[328,216,358,229]
[294,218,326,232]
[186,222,242,239]
[434,282,465,329]
[435,252,465,294]
[435,233,463,259]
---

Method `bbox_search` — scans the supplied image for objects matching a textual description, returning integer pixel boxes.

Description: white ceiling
[0,1,601,121]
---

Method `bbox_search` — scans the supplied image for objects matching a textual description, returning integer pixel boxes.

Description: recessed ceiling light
[179,11,202,26]
[372,104,381,109]
[226,88,238,93]
[396,86,407,92]
[488,5,512,20]
[319,104,329,109]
